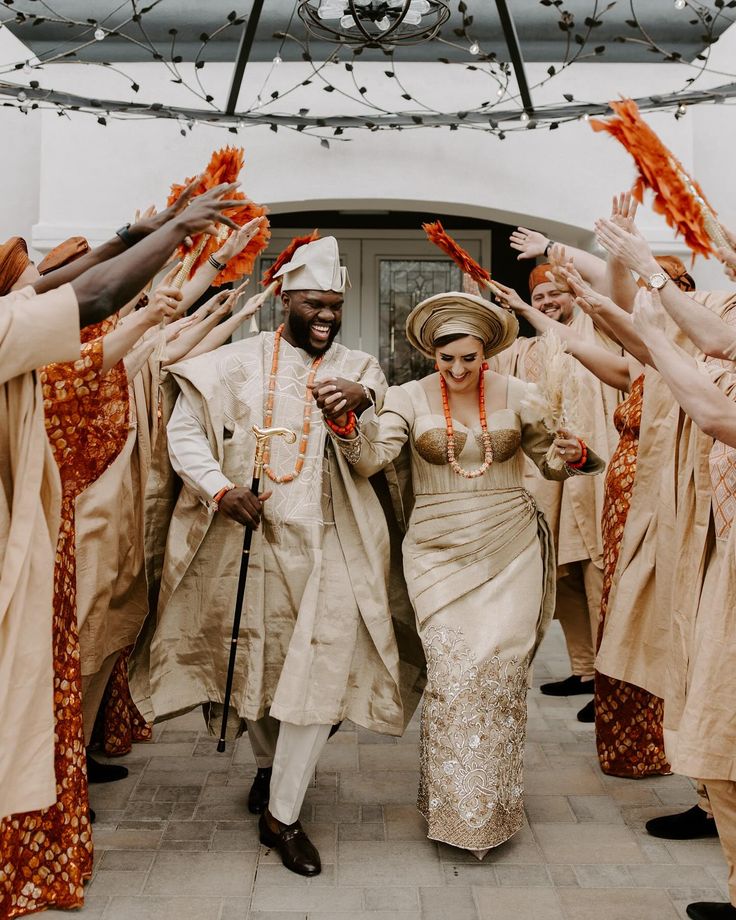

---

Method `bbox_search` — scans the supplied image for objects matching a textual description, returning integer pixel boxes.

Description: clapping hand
[632,287,667,341]
[509,227,550,260]
[594,219,653,276]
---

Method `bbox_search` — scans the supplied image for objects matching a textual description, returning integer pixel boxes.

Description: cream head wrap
[406,291,518,360]
[274,236,350,294]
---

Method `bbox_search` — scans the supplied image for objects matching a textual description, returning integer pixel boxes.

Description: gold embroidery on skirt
[417,624,527,850]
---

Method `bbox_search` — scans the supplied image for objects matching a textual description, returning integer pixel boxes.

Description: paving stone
[337,840,444,887]
[384,804,427,841]
[122,801,176,822]
[97,850,157,871]
[495,865,553,887]
[473,886,565,920]
[533,824,645,865]
[338,823,385,841]
[144,852,256,897]
[251,884,363,911]
[87,869,148,897]
[419,885,479,919]
[359,744,419,772]
[360,805,383,822]
[154,785,202,803]
[314,803,360,823]
[557,887,681,919]
[525,765,605,795]
[363,887,419,909]
[254,864,337,888]
[523,795,576,824]
[93,827,164,850]
[567,795,626,824]
[104,896,223,919]
[306,913,420,920]
[339,771,419,804]
[573,865,634,888]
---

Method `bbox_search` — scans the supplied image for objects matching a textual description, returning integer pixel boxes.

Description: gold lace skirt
[417,537,543,851]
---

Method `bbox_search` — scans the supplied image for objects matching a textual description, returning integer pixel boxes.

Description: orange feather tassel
[262,229,321,293]
[167,146,271,285]
[422,220,493,284]
[590,99,721,259]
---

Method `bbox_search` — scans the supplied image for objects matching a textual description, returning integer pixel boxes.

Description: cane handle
[252,425,297,476]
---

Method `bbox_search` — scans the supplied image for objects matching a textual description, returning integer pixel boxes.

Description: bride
[317,290,603,858]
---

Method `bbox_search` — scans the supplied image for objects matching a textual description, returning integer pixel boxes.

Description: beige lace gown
[336,374,602,852]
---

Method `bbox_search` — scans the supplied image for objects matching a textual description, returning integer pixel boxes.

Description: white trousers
[246,715,331,825]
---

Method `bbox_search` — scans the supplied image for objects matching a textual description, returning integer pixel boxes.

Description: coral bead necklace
[262,324,323,484]
[439,367,494,479]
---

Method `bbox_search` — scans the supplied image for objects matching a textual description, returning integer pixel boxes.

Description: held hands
[218,487,272,529]
[213,216,267,264]
[632,287,667,342]
[509,227,550,261]
[311,377,370,423]
[552,428,583,465]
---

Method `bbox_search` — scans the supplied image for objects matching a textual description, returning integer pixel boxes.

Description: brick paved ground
[45,624,728,920]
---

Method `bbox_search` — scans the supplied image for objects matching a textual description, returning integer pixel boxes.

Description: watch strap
[115,223,136,248]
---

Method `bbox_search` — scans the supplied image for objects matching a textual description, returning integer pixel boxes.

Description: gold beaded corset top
[413,411,521,467]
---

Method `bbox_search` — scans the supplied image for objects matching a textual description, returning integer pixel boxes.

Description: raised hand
[176,182,244,237]
[610,191,639,232]
[462,272,482,296]
[490,279,531,315]
[214,216,268,264]
[594,219,653,276]
[509,227,549,261]
[632,287,667,341]
[144,263,184,326]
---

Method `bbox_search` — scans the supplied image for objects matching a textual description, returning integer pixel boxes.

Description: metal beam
[494,0,534,115]
[225,0,265,116]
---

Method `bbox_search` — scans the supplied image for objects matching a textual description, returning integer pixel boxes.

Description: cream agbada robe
[490,310,621,568]
[75,359,160,677]
[596,290,736,698]
[0,284,80,818]
[130,331,421,736]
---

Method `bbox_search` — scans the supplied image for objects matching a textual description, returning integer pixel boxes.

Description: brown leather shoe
[258,812,321,877]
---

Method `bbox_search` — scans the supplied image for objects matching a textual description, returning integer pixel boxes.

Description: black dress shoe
[577,699,595,723]
[90,807,96,824]
[258,812,321,877]
[87,754,129,784]
[686,902,736,919]
[646,805,719,840]
[540,675,595,696]
[248,767,272,815]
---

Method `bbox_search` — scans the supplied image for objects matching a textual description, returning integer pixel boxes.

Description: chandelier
[298,1,451,48]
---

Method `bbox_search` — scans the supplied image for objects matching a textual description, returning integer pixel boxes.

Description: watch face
[649,271,668,290]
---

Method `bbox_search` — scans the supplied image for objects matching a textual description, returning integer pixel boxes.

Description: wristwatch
[647,271,669,291]
[115,223,136,248]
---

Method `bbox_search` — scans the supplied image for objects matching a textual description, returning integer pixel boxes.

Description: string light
[273,54,283,65]
[519,111,530,122]
[94,27,106,41]
[469,41,480,55]
[674,0,686,9]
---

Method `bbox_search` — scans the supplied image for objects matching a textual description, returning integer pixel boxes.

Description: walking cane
[217,424,297,753]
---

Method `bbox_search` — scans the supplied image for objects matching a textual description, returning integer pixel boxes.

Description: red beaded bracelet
[566,438,588,470]
[325,411,357,437]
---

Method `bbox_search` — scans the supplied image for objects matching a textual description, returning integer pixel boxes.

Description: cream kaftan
[0,285,80,818]
[335,374,603,851]
[130,332,422,738]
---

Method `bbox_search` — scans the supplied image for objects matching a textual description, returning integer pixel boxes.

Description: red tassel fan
[262,229,321,294]
[422,220,493,286]
[590,99,722,259]
[167,146,271,285]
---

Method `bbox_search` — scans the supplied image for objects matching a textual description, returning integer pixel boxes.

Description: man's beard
[288,312,340,355]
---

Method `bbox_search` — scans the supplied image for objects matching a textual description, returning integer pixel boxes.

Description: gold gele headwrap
[406,291,518,360]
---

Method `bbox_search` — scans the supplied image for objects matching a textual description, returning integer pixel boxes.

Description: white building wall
[0,24,734,289]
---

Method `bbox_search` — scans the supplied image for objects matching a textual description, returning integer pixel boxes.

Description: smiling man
[132,236,417,878]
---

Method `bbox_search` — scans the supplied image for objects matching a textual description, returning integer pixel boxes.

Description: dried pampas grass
[521,330,581,470]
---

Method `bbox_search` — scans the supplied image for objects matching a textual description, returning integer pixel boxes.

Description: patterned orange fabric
[100,648,152,757]
[594,376,671,778]
[0,330,129,918]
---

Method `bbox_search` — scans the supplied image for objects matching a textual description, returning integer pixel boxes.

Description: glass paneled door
[360,237,485,385]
